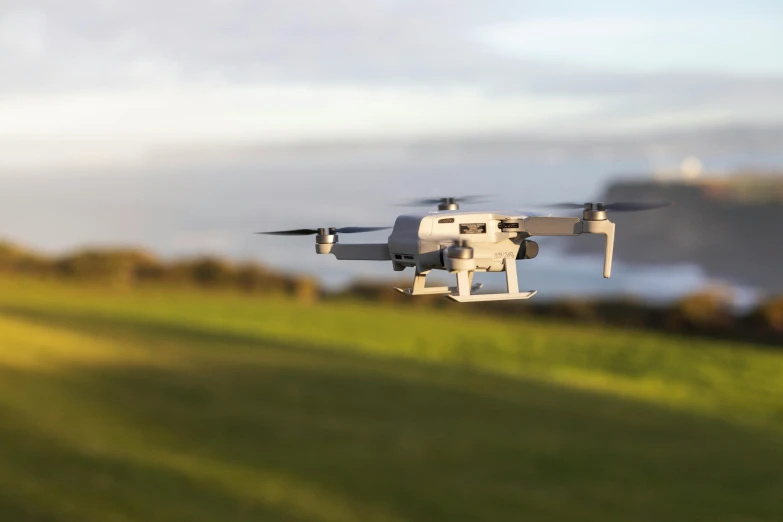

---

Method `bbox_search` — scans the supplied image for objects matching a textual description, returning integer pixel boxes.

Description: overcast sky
[1,0,782,167]
[2,0,782,295]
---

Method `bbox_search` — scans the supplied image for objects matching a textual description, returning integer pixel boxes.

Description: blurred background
[1,1,783,521]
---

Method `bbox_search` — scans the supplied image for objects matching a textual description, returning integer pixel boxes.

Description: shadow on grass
[0,408,310,522]
[1,305,783,522]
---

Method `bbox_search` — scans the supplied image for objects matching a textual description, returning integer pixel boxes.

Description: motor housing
[445,241,476,271]
[583,203,608,221]
[315,228,338,254]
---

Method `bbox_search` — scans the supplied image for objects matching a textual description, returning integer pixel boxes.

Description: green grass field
[0,277,782,522]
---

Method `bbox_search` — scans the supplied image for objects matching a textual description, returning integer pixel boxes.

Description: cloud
[0,0,781,145]
[0,1,497,92]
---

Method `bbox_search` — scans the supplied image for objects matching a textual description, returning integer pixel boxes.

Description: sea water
[1,148,779,306]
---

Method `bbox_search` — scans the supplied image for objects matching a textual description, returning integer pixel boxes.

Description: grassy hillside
[0,277,781,521]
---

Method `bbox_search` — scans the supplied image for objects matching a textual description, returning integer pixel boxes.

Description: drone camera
[516,240,539,260]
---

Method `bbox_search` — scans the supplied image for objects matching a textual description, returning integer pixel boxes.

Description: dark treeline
[335,281,783,347]
[2,240,781,346]
[0,241,318,302]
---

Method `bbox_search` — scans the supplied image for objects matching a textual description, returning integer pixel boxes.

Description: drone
[259,197,673,303]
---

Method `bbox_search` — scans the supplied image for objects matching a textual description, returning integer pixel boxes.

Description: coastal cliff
[567,174,783,291]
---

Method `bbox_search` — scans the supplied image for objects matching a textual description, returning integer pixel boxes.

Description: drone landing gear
[446,258,536,303]
[395,260,536,302]
[394,269,483,296]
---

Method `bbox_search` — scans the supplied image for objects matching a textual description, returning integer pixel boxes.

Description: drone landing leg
[394,269,450,296]
[394,269,483,296]
[446,259,536,303]
[456,271,471,296]
[505,257,522,295]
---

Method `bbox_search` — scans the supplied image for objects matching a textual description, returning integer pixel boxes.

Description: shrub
[56,249,159,287]
[756,297,783,333]
[672,287,735,330]
[0,242,53,276]
[549,299,601,322]
[235,263,288,294]
[292,277,319,304]
[189,257,236,287]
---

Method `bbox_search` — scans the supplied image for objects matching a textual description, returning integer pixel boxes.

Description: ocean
[3,147,782,307]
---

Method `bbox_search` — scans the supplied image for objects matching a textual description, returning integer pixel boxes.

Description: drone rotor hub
[315,227,338,253]
[438,198,460,211]
[583,203,608,221]
[315,228,338,244]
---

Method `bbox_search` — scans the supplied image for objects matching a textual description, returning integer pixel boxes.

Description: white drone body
[259,197,662,303]
[311,205,614,302]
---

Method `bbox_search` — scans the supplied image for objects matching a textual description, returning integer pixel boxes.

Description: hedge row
[2,240,781,344]
[331,280,783,346]
[0,241,317,302]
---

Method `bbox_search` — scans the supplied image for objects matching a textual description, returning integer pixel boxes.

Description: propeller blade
[604,201,675,212]
[458,195,491,204]
[256,228,319,236]
[257,226,391,236]
[400,195,490,207]
[547,202,585,209]
[542,201,675,212]
[402,198,445,206]
[335,226,391,234]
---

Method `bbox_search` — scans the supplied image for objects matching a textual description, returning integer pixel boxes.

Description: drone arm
[522,216,615,278]
[327,243,392,261]
[522,217,582,235]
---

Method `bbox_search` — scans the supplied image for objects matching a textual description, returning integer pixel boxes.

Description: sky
[1,0,782,169]
[1,0,782,297]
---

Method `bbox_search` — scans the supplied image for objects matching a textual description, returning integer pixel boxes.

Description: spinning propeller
[258,226,391,236]
[401,195,489,210]
[546,201,675,212]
